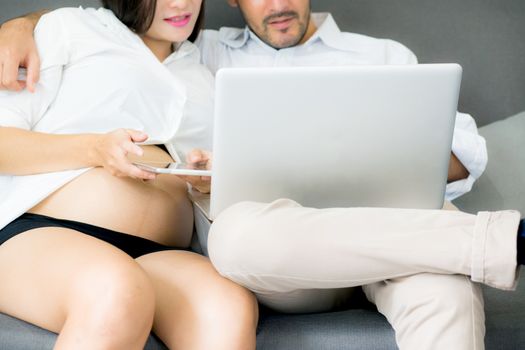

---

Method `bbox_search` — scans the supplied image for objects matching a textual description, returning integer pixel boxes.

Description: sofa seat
[1,272,525,349]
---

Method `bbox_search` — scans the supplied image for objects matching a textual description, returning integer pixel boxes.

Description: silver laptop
[192,64,462,221]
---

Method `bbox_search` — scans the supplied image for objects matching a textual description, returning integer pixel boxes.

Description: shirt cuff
[459,137,487,178]
[445,174,477,201]
[453,132,486,172]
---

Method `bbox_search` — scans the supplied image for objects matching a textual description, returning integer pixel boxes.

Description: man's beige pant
[207,199,521,350]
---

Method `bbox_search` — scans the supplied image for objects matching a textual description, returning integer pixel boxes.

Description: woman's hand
[92,129,156,180]
[179,149,212,193]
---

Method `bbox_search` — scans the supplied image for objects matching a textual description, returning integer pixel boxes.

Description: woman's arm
[0,11,153,181]
[0,127,156,180]
[0,10,46,91]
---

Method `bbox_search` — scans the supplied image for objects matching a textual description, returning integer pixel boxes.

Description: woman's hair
[101,0,205,42]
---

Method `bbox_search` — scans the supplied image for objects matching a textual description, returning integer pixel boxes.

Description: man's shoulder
[197,28,246,73]
[38,7,118,36]
[34,8,86,59]
[39,7,99,25]
[35,7,125,66]
[336,31,418,64]
[199,27,247,49]
[200,29,221,40]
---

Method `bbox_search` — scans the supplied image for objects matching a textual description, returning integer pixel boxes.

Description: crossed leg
[363,273,485,350]
[207,199,521,349]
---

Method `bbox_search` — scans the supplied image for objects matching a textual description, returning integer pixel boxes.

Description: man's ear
[227,0,239,8]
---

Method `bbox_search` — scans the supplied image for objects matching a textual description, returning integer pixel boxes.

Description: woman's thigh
[136,250,258,350]
[0,227,148,333]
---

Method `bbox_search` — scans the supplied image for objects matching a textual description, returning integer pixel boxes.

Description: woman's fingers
[186,149,212,169]
[121,138,144,158]
[126,129,149,144]
[119,162,156,180]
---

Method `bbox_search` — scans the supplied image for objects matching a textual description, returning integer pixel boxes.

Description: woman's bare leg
[136,250,258,350]
[0,228,156,350]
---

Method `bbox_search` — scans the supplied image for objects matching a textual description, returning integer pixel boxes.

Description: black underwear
[0,213,182,258]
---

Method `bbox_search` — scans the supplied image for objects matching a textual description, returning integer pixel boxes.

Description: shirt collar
[218,25,251,49]
[218,12,359,53]
[306,13,358,52]
[163,41,200,64]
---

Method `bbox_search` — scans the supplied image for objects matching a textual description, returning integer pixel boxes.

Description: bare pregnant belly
[27,147,194,248]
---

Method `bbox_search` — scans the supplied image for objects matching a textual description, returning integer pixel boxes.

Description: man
[0,1,523,349]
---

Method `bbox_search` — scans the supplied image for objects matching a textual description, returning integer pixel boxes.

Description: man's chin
[267,34,303,49]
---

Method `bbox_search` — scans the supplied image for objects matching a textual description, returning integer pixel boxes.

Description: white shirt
[0,7,214,230]
[197,13,488,201]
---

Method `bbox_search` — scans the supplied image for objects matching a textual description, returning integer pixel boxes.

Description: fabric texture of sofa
[1,1,524,349]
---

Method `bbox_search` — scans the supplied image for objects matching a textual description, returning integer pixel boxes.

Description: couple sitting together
[0,0,524,349]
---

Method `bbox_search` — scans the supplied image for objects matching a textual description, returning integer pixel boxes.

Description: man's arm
[448,152,469,183]
[0,10,47,92]
[444,111,488,200]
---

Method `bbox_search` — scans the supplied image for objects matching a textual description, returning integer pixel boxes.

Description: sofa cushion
[454,110,525,216]
[484,271,525,349]
[3,274,525,350]
[0,312,168,350]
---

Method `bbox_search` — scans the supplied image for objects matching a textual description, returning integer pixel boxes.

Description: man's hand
[179,149,212,193]
[92,129,157,181]
[448,152,469,183]
[0,13,44,92]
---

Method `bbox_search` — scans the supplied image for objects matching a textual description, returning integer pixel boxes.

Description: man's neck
[298,13,318,45]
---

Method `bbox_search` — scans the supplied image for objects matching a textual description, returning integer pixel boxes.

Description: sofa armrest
[454,111,525,217]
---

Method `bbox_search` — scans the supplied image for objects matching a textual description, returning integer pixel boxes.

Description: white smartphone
[133,162,212,177]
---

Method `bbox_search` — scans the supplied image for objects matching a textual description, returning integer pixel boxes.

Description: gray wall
[1,0,524,126]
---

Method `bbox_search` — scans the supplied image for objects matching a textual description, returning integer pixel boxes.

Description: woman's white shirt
[0,7,214,230]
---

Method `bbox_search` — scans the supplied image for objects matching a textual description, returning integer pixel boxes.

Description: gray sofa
[1,1,525,349]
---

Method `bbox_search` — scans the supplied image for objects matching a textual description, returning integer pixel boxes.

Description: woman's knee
[136,251,257,349]
[209,279,258,323]
[67,256,156,335]
[195,278,258,347]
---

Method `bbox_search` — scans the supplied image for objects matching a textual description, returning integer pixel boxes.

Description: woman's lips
[164,14,192,28]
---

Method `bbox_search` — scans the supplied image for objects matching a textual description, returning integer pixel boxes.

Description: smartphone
[133,162,212,177]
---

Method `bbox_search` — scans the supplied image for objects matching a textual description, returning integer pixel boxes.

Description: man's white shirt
[197,13,488,201]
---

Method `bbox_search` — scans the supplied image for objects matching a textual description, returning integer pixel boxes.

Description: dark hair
[101,0,205,42]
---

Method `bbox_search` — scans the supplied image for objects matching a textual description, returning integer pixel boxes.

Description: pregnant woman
[0,1,257,349]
